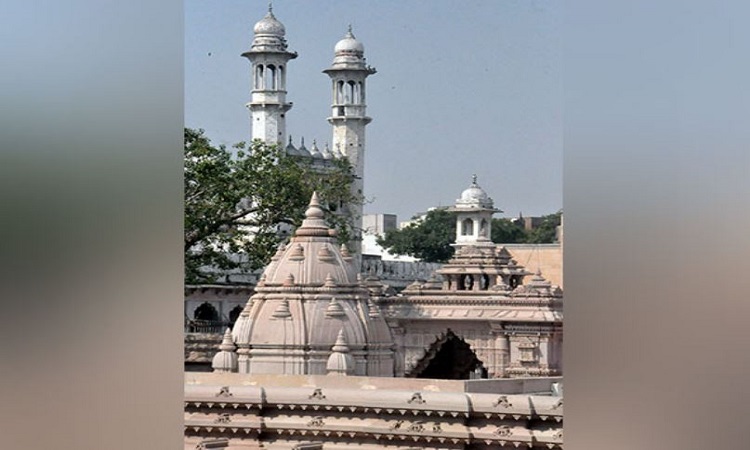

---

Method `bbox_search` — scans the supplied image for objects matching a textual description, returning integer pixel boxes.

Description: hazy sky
[185,0,561,222]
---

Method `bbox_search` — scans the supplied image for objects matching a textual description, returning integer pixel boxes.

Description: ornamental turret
[242,4,297,145]
[448,175,501,248]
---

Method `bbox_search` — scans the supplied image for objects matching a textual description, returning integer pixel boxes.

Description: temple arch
[408,330,484,380]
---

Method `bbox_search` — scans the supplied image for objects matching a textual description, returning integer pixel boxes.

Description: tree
[376,209,457,263]
[525,211,562,244]
[491,218,527,244]
[376,209,561,262]
[184,128,358,283]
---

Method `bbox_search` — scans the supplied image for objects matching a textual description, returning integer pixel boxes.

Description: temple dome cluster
[229,193,395,376]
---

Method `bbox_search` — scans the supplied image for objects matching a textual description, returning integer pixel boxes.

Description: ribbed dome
[285,136,299,156]
[334,28,364,54]
[253,7,285,37]
[309,139,323,158]
[297,137,311,157]
[328,25,374,71]
[460,185,489,203]
[230,192,395,377]
[456,175,494,209]
[259,192,357,285]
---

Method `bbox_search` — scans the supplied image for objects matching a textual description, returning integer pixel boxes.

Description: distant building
[362,213,397,235]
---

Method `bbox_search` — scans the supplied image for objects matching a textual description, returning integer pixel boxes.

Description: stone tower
[323,26,376,266]
[242,4,297,146]
[448,175,501,248]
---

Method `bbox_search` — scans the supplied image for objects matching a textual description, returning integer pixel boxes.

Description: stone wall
[502,244,563,287]
[184,373,563,450]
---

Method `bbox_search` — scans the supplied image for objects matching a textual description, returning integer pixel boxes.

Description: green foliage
[184,128,358,283]
[524,211,562,244]
[376,209,561,263]
[376,209,456,263]
[491,218,526,244]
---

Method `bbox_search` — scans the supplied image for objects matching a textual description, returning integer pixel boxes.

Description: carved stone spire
[326,329,354,376]
[212,328,238,373]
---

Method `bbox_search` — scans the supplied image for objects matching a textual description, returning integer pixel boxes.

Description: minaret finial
[348,24,353,33]
[288,135,292,144]
[268,2,273,13]
[472,174,477,185]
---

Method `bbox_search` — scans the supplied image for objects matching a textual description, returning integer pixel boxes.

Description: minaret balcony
[329,104,367,118]
[250,91,288,104]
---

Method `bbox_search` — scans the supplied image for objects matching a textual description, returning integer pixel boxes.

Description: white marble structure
[324,26,376,266]
[242,4,297,146]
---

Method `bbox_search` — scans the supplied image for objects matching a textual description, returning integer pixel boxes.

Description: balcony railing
[185,318,231,334]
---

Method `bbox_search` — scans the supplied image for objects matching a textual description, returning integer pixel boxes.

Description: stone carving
[407,392,426,404]
[214,413,231,424]
[492,395,512,408]
[390,420,404,430]
[307,416,325,427]
[432,423,443,433]
[407,421,425,432]
[494,425,512,437]
[215,386,233,397]
[553,430,563,439]
[552,398,563,410]
[308,388,326,400]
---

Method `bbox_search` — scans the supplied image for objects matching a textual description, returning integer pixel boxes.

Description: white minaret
[323,26,376,265]
[242,4,297,145]
[448,175,501,248]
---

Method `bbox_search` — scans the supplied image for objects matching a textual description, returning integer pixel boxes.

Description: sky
[185,0,561,222]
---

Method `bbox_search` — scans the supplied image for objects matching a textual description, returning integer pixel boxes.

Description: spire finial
[348,24,353,33]
[472,174,477,185]
[288,135,292,144]
[310,191,320,207]
[268,2,273,13]
[300,136,305,146]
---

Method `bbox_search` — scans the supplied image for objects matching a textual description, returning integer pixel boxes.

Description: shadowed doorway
[414,331,484,380]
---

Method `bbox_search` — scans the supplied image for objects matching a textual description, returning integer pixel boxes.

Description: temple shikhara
[186,5,563,449]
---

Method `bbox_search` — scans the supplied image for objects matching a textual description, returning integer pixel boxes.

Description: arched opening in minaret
[228,305,244,328]
[255,65,264,90]
[193,302,219,322]
[461,218,474,236]
[265,64,277,90]
[349,80,360,104]
[277,65,284,89]
[345,80,354,103]
[336,80,345,104]
[358,81,364,102]
[411,331,484,380]
[480,219,488,238]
